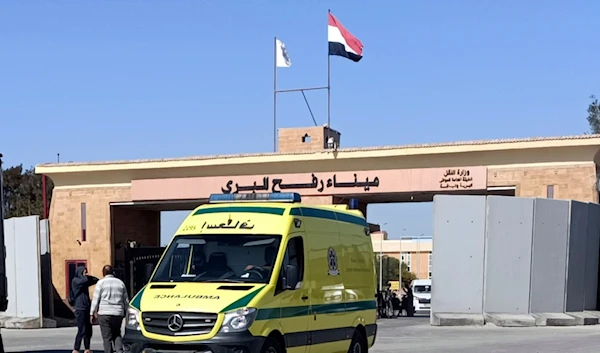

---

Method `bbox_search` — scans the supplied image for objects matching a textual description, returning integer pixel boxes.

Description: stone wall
[278,126,341,152]
[47,162,598,304]
[49,186,130,300]
[489,163,597,202]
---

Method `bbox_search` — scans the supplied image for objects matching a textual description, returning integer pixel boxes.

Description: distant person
[402,283,415,317]
[70,266,99,353]
[391,292,401,317]
[90,265,129,353]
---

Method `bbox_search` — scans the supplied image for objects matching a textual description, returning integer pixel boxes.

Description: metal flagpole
[273,36,278,153]
[417,233,422,277]
[326,9,331,142]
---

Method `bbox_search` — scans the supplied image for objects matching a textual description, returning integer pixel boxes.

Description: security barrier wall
[431,195,486,315]
[484,196,533,315]
[431,195,600,327]
[3,216,42,324]
[2,216,51,329]
[565,201,588,312]
[530,198,570,314]
[585,203,600,310]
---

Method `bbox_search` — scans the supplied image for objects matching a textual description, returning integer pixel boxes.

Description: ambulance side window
[277,236,305,291]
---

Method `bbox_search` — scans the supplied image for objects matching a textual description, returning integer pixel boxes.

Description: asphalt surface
[373,316,600,353]
[2,316,600,352]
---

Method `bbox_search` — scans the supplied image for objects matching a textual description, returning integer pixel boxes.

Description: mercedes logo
[167,314,184,332]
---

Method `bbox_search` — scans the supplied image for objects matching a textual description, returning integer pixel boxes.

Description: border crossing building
[35,126,600,302]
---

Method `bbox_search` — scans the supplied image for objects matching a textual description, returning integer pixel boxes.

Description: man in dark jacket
[70,266,99,353]
[402,283,415,317]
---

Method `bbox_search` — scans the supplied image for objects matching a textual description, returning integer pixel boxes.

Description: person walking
[70,266,99,353]
[90,265,130,353]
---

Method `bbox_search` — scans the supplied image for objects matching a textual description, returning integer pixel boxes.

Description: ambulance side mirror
[283,265,299,290]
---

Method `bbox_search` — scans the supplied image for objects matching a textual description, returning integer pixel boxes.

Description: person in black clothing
[391,292,401,317]
[70,266,99,353]
[402,283,415,317]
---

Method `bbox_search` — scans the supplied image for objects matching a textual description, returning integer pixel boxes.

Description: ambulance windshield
[151,235,282,284]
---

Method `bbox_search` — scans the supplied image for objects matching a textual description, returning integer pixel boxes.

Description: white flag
[276,38,292,68]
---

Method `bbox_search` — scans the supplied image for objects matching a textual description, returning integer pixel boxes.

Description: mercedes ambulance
[123,192,378,353]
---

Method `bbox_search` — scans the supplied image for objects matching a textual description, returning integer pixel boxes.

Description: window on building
[80,202,87,242]
[428,253,432,279]
[276,236,305,292]
[547,185,554,199]
[65,260,87,298]
[401,252,412,272]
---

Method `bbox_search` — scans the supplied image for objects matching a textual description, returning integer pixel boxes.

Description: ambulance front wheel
[348,328,368,353]
[261,336,283,353]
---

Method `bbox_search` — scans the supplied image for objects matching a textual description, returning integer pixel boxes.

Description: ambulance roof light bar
[208,193,302,204]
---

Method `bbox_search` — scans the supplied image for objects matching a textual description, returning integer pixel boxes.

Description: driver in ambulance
[242,246,277,280]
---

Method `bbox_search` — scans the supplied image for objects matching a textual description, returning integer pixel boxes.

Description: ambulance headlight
[220,307,258,333]
[125,307,141,331]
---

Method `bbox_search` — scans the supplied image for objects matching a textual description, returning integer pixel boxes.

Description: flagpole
[327,9,331,142]
[273,36,278,153]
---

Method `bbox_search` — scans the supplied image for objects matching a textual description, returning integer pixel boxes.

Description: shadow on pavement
[12,351,74,353]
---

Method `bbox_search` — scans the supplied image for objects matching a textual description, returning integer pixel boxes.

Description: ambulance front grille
[141,312,218,336]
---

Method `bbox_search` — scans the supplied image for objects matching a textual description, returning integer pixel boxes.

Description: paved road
[3,317,600,352]
[374,316,600,353]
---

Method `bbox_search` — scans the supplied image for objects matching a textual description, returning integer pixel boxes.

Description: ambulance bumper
[122,328,265,353]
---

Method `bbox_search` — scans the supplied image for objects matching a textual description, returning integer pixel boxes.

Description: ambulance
[123,193,378,353]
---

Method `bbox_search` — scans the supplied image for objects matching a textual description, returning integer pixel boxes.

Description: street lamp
[399,228,406,284]
[400,229,412,284]
[416,233,424,277]
[0,153,7,313]
[379,223,387,292]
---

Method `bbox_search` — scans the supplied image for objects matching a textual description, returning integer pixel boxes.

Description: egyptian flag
[328,12,363,62]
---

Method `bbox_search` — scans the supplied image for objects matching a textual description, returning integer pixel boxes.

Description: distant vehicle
[411,279,431,314]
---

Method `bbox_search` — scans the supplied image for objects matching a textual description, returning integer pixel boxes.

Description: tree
[1,164,53,219]
[587,95,600,134]
[374,255,417,287]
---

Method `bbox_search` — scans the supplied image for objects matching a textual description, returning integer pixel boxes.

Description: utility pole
[0,154,8,353]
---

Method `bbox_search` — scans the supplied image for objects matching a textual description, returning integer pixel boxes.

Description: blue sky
[1,1,598,245]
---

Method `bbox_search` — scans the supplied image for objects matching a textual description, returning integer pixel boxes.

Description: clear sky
[1,1,598,244]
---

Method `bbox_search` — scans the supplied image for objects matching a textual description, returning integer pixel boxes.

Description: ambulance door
[307,231,346,353]
[277,234,310,353]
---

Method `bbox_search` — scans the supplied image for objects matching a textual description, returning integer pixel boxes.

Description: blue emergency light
[208,193,302,203]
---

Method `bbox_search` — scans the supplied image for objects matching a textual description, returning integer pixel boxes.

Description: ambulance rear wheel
[261,337,283,353]
[348,328,367,353]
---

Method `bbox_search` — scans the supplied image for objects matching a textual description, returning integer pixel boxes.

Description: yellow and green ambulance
[123,192,378,353]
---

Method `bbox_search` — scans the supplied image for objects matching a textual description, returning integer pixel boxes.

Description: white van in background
[412,279,431,314]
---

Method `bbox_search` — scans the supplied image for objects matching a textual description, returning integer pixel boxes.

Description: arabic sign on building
[131,167,488,201]
[439,169,475,189]
[220,174,380,194]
